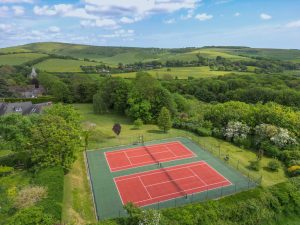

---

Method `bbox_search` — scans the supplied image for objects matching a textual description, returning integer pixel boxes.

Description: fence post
[237,160,240,169]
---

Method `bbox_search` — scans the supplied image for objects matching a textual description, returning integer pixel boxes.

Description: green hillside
[0,53,48,66]
[0,42,299,70]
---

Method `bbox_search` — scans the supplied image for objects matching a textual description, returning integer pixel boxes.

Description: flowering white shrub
[224,121,250,140]
[270,128,297,148]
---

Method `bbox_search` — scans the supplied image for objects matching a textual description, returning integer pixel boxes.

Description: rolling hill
[0,42,299,72]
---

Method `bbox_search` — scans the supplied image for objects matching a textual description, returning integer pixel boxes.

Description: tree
[112,123,121,136]
[0,114,33,151]
[157,107,172,133]
[82,122,96,151]
[93,92,108,114]
[133,118,143,129]
[30,114,81,172]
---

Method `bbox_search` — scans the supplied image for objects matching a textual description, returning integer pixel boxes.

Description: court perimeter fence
[93,133,263,185]
[87,133,262,219]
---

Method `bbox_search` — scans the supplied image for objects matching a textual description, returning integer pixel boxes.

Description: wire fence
[103,180,257,219]
[92,133,263,185]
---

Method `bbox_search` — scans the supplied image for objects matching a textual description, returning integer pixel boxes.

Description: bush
[195,127,212,137]
[248,160,261,171]
[133,118,143,129]
[267,159,281,172]
[288,165,300,176]
[33,167,64,221]
[14,186,47,209]
[0,152,32,169]
[261,141,281,157]
[0,166,14,176]
[6,206,55,225]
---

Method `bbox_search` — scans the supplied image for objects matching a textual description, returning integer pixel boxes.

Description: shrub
[14,186,47,209]
[0,166,14,176]
[6,206,55,225]
[267,159,281,172]
[33,167,64,221]
[260,141,281,157]
[288,165,300,176]
[248,160,261,171]
[133,118,143,129]
[195,127,212,137]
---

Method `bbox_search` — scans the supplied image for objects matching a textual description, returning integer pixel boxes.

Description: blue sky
[0,0,300,48]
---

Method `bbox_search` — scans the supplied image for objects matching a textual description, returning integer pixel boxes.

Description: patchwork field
[35,58,99,72]
[113,66,254,79]
[0,53,47,65]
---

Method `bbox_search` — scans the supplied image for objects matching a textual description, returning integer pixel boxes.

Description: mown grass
[35,59,99,72]
[113,66,254,79]
[0,53,47,66]
[64,103,287,223]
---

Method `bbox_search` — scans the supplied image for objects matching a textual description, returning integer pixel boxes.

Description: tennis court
[86,137,256,220]
[114,161,232,206]
[105,141,196,172]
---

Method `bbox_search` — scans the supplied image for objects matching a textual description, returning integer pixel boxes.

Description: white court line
[165,145,177,157]
[134,180,231,204]
[105,141,181,155]
[144,175,197,188]
[126,149,170,159]
[113,179,125,205]
[111,153,196,171]
[124,152,133,166]
[188,168,208,185]
[115,161,206,181]
[138,176,153,199]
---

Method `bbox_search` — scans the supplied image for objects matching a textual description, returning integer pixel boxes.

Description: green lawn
[62,103,288,222]
[0,53,47,66]
[113,67,254,79]
[35,59,100,72]
[0,150,12,158]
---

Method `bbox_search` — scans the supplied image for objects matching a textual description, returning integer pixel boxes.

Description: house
[0,101,52,116]
[8,85,45,98]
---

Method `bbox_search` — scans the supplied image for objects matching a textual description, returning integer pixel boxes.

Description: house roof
[0,101,51,116]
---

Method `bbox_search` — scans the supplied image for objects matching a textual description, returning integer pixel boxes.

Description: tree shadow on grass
[147,130,165,134]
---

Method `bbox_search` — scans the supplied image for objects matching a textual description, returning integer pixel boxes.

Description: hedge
[1,96,57,104]
[33,167,64,221]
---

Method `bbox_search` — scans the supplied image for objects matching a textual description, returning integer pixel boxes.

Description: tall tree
[157,107,172,133]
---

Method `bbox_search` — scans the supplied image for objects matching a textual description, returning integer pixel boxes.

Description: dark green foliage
[6,206,56,225]
[3,96,57,104]
[249,160,261,171]
[157,107,172,133]
[268,160,281,171]
[0,166,14,176]
[33,167,64,221]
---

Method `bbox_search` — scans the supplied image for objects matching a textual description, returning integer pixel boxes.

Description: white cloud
[234,12,240,17]
[0,6,9,17]
[260,13,272,20]
[12,5,25,16]
[99,29,135,38]
[84,0,200,18]
[286,20,300,28]
[48,26,60,33]
[120,17,136,24]
[33,4,98,20]
[164,18,175,24]
[0,23,13,32]
[181,9,194,20]
[0,0,33,3]
[80,18,119,29]
[195,13,213,21]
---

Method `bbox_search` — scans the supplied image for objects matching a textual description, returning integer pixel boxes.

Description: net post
[220,185,223,197]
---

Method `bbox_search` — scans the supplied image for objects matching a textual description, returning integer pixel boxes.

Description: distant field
[113,66,253,79]
[0,53,47,65]
[35,58,100,72]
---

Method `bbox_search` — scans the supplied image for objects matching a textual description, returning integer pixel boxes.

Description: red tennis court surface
[114,161,232,207]
[105,141,196,172]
